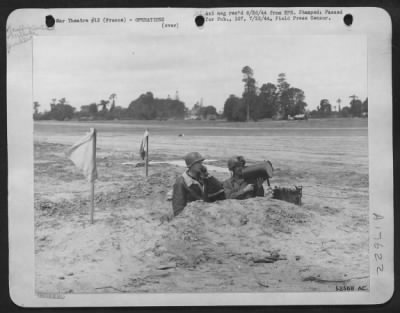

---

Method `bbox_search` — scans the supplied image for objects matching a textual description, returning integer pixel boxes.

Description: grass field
[34,118,369,293]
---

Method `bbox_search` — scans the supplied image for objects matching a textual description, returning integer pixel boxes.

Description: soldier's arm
[255,178,265,197]
[172,181,187,216]
[224,180,248,199]
[223,180,233,199]
[201,178,209,202]
[255,185,265,197]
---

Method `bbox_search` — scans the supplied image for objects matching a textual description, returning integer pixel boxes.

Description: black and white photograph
[7,7,393,306]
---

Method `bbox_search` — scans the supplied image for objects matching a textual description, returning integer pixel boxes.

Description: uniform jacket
[172,172,206,216]
[223,176,264,199]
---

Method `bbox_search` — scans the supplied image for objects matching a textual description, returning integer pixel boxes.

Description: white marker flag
[65,128,98,182]
[139,129,149,160]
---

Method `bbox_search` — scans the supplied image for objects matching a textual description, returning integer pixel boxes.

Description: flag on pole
[139,129,149,160]
[65,128,97,182]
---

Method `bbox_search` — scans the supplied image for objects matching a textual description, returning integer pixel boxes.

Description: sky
[33,34,367,112]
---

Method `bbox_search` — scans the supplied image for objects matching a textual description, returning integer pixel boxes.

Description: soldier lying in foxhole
[172,152,274,216]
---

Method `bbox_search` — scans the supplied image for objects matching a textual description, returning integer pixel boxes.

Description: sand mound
[157,198,311,268]
[36,193,369,293]
[118,197,368,292]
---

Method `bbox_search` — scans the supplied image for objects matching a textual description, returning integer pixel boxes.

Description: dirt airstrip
[34,119,369,293]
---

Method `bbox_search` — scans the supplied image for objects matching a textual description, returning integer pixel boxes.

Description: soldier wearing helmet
[172,152,224,216]
[223,155,264,199]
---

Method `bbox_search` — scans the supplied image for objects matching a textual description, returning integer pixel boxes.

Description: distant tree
[50,98,57,111]
[277,73,290,92]
[286,87,307,116]
[336,98,342,112]
[105,94,117,119]
[318,99,332,117]
[33,101,40,114]
[47,98,75,120]
[128,92,185,120]
[242,66,257,121]
[112,106,123,119]
[78,103,98,119]
[59,97,67,105]
[232,100,247,121]
[88,103,98,115]
[33,101,41,120]
[109,93,117,111]
[223,95,236,121]
[296,100,308,116]
[79,105,90,118]
[128,92,155,119]
[276,73,291,119]
[163,98,186,119]
[340,106,351,117]
[362,98,368,115]
[223,95,245,121]
[227,70,308,121]
[259,83,276,94]
[349,95,362,117]
[258,83,277,118]
[98,99,110,112]
[310,109,319,118]
[199,105,217,119]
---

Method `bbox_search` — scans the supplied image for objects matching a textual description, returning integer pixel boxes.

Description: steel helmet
[184,152,205,168]
[227,155,246,170]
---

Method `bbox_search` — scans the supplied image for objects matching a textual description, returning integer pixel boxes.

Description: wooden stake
[90,181,95,224]
[90,128,97,224]
[145,130,149,177]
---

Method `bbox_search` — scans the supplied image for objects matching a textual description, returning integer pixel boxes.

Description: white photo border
[7,7,393,307]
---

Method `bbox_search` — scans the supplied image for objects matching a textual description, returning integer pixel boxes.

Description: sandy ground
[34,119,369,293]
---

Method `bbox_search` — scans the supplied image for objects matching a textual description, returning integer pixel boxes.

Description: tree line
[33,66,368,121]
[126,92,186,120]
[311,96,368,118]
[33,93,188,121]
[223,67,307,121]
